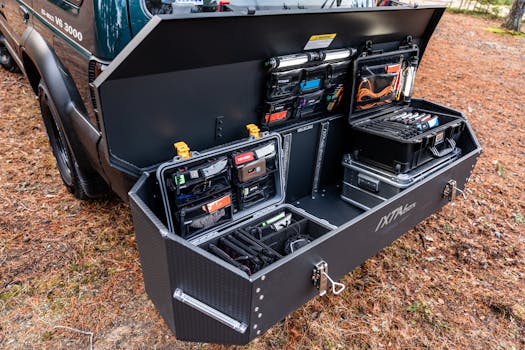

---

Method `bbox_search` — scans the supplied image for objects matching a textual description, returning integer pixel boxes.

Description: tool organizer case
[341,147,462,210]
[89,6,482,345]
[348,47,466,174]
[157,136,284,238]
[262,50,353,128]
[156,134,335,279]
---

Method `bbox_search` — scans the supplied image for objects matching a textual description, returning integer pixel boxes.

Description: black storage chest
[91,6,482,345]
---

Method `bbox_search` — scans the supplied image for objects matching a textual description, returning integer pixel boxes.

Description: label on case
[174,174,186,185]
[255,143,276,159]
[385,64,401,73]
[243,184,260,196]
[204,195,231,213]
[201,158,228,177]
[304,33,336,50]
[435,131,444,145]
[234,152,255,165]
[265,111,288,123]
[238,158,266,182]
[300,79,321,91]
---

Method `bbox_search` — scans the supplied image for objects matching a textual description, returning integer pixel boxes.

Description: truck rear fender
[22,29,108,195]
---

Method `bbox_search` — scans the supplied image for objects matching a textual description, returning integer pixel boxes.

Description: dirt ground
[1,12,524,350]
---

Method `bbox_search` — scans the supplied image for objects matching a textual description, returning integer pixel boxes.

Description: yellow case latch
[174,141,191,159]
[246,124,260,139]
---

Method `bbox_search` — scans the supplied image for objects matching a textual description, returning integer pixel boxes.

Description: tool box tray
[350,99,465,174]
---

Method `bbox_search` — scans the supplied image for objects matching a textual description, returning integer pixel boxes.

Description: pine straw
[1,12,524,350]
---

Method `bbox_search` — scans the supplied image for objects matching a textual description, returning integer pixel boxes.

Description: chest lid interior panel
[93,6,445,175]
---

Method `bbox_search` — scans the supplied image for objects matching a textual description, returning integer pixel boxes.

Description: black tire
[0,38,19,72]
[38,81,88,199]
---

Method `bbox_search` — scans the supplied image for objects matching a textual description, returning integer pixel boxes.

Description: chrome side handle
[173,288,248,334]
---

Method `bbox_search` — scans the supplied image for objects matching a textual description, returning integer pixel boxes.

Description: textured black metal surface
[293,185,364,226]
[252,148,480,336]
[285,123,320,202]
[94,7,445,172]
[98,61,264,170]
[99,7,444,80]
[319,117,348,189]
[130,174,176,334]
[166,238,252,344]
[277,115,348,203]
[129,123,480,344]
[130,173,253,344]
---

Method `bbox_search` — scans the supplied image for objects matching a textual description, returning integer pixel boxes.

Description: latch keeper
[443,179,466,201]
[312,261,346,296]
[174,141,191,159]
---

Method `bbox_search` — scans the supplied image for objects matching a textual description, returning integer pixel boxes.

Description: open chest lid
[348,45,421,119]
[92,6,446,175]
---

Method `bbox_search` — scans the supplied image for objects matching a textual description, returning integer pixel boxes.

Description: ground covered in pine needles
[1,12,524,350]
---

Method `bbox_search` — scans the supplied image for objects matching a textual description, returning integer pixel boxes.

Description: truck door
[1,0,32,50]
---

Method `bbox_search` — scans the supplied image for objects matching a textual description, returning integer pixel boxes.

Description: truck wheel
[0,38,19,72]
[38,81,88,199]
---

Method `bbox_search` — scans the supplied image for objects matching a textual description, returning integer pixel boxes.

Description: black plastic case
[156,134,338,277]
[300,65,327,93]
[157,135,284,237]
[296,90,325,118]
[262,97,296,126]
[341,147,462,210]
[350,100,466,174]
[267,68,302,100]
[348,47,466,174]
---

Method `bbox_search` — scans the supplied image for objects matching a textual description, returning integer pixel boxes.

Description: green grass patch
[0,284,23,302]
[41,331,54,341]
[407,300,434,324]
[0,284,34,310]
[484,26,525,36]
[514,214,525,224]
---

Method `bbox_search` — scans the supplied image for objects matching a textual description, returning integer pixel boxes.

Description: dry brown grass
[1,12,524,349]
